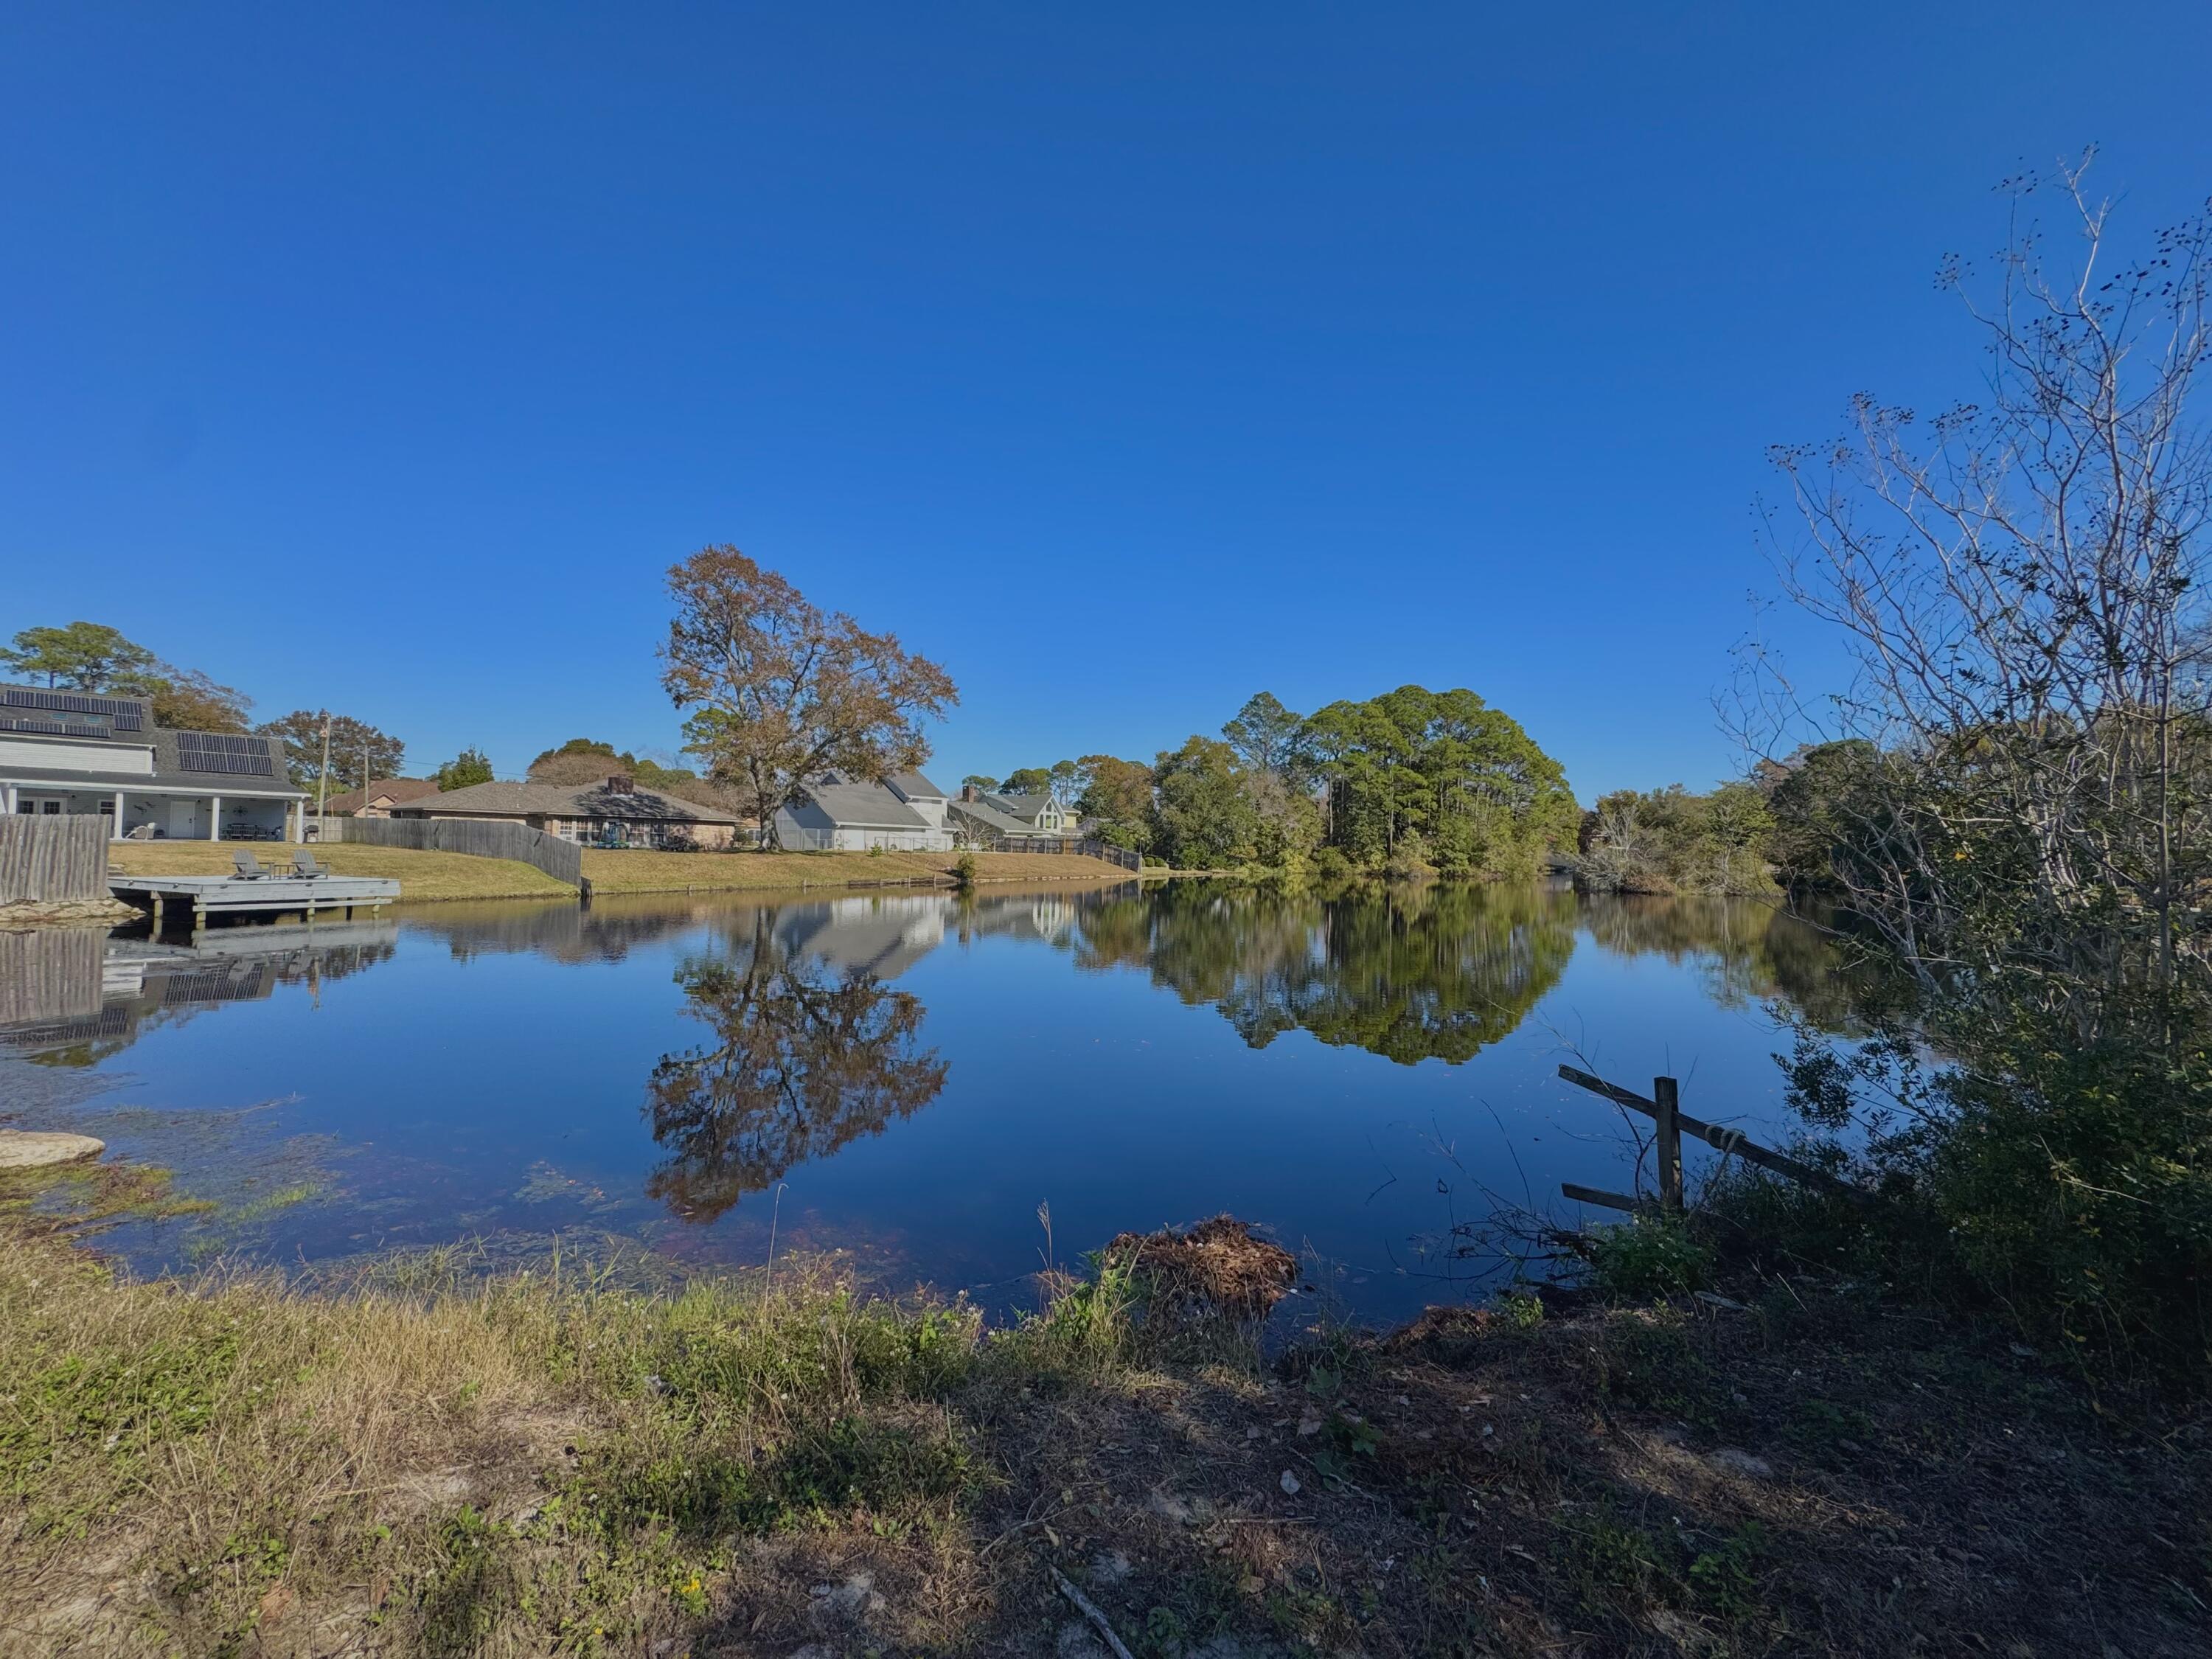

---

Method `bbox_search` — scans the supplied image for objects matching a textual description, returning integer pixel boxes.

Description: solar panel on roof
[0,714,112,737]
[173,731,276,777]
[0,686,147,730]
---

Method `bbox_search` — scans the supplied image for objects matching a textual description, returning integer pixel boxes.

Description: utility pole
[316,712,332,840]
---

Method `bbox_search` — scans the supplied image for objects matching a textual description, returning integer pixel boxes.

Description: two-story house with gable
[0,684,308,840]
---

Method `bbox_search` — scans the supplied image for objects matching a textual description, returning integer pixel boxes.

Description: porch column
[114,790,125,836]
[209,796,222,841]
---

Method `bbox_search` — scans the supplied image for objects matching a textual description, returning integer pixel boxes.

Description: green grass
[108,840,574,901]
[2,1192,2204,1657]
[578,846,1135,894]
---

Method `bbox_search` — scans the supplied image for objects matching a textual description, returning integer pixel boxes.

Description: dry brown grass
[580,847,1135,895]
[3,1186,2205,1658]
[105,841,1135,908]
[107,841,574,902]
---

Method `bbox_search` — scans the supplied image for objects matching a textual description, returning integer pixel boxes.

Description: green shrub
[1583,1217,1712,1299]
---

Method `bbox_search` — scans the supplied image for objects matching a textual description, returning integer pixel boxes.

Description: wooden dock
[110,874,400,932]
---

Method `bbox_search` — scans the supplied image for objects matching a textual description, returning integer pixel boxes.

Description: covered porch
[2,783,306,843]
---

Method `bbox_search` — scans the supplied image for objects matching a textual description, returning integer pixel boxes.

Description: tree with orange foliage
[660,546,958,848]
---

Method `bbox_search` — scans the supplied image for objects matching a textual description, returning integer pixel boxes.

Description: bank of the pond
[108,841,575,902]
[2,1178,2202,1658]
[105,841,1136,905]
[579,846,1134,896]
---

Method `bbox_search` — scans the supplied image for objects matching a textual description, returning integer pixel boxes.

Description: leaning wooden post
[1654,1076,1683,1215]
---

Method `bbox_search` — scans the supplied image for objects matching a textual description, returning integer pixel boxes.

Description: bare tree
[1750,153,2212,1022]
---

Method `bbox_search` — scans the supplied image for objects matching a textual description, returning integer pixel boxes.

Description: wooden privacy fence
[1556,1063,1869,1216]
[0,815,110,902]
[989,836,1144,872]
[0,925,103,1026]
[322,816,583,886]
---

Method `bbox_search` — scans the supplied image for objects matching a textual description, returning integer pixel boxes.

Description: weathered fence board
[1557,1064,1868,1203]
[321,816,582,886]
[0,815,111,902]
[0,925,103,1026]
[987,837,1144,872]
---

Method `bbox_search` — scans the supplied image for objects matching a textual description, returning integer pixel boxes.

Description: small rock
[1091,1550,1132,1584]
[1709,1447,1774,1480]
[2008,1343,2038,1359]
[808,1571,882,1616]
[1694,1290,1749,1312]
[1279,1470,1301,1495]
[0,1130,105,1169]
[1295,1411,1322,1437]
[1147,1490,1194,1525]
[1245,1425,1262,1440]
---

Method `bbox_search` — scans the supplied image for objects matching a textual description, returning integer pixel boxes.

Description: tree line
[960,686,1576,877]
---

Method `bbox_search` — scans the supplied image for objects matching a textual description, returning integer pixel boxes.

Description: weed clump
[1102,1214,1296,1326]
[1581,1214,1713,1298]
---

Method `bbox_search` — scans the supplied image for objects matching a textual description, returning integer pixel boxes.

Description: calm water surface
[0,881,1854,1323]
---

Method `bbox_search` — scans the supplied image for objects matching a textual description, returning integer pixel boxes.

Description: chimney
[605,773,634,795]
[961,783,980,802]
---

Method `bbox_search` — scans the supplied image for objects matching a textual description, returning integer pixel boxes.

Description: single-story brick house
[394,774,750,849]
[324,777,442,818]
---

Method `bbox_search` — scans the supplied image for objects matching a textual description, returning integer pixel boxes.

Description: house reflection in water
[0,922,397,1067]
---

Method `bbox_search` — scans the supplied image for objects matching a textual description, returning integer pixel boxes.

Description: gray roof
[0,726,303,796]
[986,790,1057,824]
[399,779,745,824]
[949,796,1039,837]
[888,769,946,800]
[798,778,930,830]
[326,777,441,813]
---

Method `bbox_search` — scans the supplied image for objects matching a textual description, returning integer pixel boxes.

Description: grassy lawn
[579,847,1135,894]
[105,843,1133,905]
[107,841,575,902]
[1,1180,2202,1658]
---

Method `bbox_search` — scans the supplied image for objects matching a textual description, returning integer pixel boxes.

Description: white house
[772,771,956,852]
[1,685,308,841]
[984,788,1072,834]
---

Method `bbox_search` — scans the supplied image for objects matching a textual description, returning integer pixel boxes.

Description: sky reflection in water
[0,882,1854,1322]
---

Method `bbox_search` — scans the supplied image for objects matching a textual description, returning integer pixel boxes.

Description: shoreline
[102,842,1145,908]
[1,1177,2199,1658]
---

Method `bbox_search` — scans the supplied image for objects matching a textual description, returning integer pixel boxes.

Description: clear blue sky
[4,4,2207,799]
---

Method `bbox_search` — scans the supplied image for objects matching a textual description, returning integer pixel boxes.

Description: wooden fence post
[1653,1075,1683,1215]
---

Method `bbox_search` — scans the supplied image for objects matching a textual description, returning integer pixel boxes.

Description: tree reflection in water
[1069,882,1864,1062]
[1076,882,1580,1065]
[644,926,947,1222]
[1575,892,1868,1032]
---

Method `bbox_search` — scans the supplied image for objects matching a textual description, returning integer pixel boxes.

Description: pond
[0,880,1858,1324]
